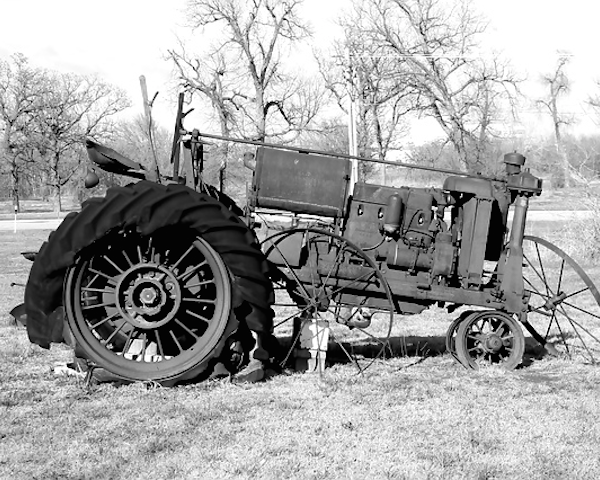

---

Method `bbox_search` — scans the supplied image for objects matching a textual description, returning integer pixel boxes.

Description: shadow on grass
[276,334,552,370]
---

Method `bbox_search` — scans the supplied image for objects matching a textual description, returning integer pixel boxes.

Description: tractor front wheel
[455,310,525,370]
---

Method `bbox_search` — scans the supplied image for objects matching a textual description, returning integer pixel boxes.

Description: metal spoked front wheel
[455,310,525,370]
[522,235,600,364]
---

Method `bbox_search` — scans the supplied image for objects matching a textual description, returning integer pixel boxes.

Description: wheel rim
[446,310,476,367]
[522,235,600,364]
[455,310,524,370]
[262,228,395,374]
[65,226,232,382]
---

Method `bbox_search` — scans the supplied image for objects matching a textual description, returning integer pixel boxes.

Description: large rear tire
[25,181,274,384]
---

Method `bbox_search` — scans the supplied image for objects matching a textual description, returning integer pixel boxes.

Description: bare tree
[538,54,572,186]
[0,54,47,211]
[318,14,415,182]
[587,79,600,124]
[169,0,323,141]
[33,72,130,211]
[354,0,519,172]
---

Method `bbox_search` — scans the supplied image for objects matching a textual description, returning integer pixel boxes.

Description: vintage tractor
[17,94,600,384]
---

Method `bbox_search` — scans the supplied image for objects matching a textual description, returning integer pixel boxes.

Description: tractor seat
[86,139,145,175]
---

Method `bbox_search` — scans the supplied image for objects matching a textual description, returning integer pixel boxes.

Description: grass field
[2,224,600,480]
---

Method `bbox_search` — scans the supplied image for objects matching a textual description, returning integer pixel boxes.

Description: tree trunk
[1,127,20,212]
[51,152,62,213]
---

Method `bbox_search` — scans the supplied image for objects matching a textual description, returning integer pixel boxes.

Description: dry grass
[2,226,600,480]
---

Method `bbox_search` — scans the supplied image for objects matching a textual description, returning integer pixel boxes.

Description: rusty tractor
[16,94,600,383]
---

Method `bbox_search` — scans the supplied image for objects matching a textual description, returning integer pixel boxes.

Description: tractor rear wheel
[27,181,274,384]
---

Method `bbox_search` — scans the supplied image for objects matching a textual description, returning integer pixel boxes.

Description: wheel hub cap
[116,263,182,329]
[484,334,503,353]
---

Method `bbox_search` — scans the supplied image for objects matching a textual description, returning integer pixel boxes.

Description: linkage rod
[196,130,500,182]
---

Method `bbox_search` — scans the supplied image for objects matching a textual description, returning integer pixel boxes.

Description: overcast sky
[1,0,599,140]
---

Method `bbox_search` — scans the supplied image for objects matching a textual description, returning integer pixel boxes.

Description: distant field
[0,183,596,220]
[1,219,600,479]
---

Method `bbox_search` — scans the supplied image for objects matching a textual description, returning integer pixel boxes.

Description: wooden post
[139,75,161,182]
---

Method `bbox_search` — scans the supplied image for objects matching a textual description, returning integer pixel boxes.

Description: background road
[0,210,593,232]
[0,218,63,231]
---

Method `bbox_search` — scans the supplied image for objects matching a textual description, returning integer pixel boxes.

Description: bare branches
[0,53,130,211]
[587,79,600,125]
[171,0,316,141]
[0,54,50,209]
[538,53,572,143]
[537,53,573,186]
[352,0,520,172]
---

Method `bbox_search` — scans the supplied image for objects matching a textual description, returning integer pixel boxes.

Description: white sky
[0,0,599,141]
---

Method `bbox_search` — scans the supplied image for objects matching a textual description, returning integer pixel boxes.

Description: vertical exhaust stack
[501,153,543,312]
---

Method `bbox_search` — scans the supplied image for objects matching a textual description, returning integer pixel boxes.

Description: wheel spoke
[155,330,165,361]
[122,250,134,268]
[88,267,117,286]
[122,328,137,355]
[103,255,124,274]
[184,279,213,289]
[535,243,553,299]
[273,303,315,328]
[90,311,120,329]
[169,329,183,353]
[557,306,593,361]
[561,299,600,321]
[148,237,156,263]
[545,310,559,341]
[558,306,600,355]
[523,251,556,297]
[326,270,378,301]
[329,329,366,373]
[181,297,217,304]
[82,287,115,294]
[103,320,125,345]
[185,309,211,323]
[85,273,102,289]
[171,245,195,270]
[176,260,208,281]
[316,239,346,296]
[174,318,200,340]
[83,301,116,311]
[560,286,592,304]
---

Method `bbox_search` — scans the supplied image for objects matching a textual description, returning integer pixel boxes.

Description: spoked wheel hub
[116,264,182,329]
